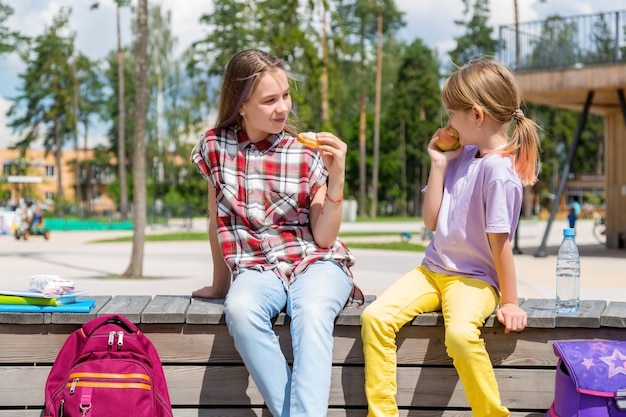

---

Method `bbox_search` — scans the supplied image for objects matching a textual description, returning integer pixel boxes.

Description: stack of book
[0,275,96,312]
[0,290,95,313]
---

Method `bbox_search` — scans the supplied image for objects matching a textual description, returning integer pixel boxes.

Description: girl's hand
[316,132,347,180]
[191,285,229,299]
[496,303,527,333]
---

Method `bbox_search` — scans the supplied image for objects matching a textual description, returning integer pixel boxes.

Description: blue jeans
[224,261,353,417]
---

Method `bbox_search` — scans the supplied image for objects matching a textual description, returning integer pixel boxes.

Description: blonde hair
[442,58,541,186]
[215,49,297,135]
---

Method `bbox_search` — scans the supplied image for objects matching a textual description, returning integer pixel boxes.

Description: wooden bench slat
[601,301,626,327]
[186,298,226,324]
[97,295,152,322]
[142,295,191,323]
[0,364,554,410]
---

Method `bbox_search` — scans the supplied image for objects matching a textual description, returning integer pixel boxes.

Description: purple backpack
[546,340,626,417]
[43,314,173,417]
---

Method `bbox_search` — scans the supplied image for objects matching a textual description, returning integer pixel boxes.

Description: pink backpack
[43,314,173,417]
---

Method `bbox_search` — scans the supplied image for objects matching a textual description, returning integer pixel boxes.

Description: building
[0,148,116,213]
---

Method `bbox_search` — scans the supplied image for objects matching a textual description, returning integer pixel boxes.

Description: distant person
[30,206,44,231]
[567,207,577,229]
[360,58,541,417]
[189,49,363,416]
[571,198,581,218]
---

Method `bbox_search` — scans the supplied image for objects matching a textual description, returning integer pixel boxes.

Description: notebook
[0,299,96,313]
[0,294,78,306]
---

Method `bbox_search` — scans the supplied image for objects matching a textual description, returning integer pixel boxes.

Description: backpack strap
[616,389,626,411]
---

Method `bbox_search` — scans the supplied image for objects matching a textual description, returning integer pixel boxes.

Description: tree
[92,1,133,219]
[512,0,546,69]
[147,4,177,203]
[0,2,24,54]
[115,1,131,220]
[526,15,580,70]
[103,47,136,205]
[73,52,106,212]
[381,39,440,216]
[191,0,254,78]
[333,0,404,217]
[587,12,618,65]
[6,8,76,206]
[122,0,148,278]
[448,0,500,69]
[90,0,132,219]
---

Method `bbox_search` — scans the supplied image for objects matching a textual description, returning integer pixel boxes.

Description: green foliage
[526,15,580,70]
[103,48,136,160]
[6,0,610,220]
[0,2,24,54]
[377,39,440,215]
[6,7,77,200]
[448,0,500,71]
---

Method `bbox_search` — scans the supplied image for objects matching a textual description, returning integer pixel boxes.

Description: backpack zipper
[57,398,64,417]
[67,372,152,391]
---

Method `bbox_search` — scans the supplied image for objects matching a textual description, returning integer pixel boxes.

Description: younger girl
[360,58,541,417]
[190,49,363,417]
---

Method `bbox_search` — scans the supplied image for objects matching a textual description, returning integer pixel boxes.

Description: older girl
[190,49,363,417]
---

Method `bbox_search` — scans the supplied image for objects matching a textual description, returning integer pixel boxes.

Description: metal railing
[498,9,626,72]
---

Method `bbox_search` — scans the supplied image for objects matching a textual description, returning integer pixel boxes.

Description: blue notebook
[0,299,96,313]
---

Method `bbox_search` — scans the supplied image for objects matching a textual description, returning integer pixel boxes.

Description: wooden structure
[516,64,626,249]
[1,294,625,416]
[497,9,626,249]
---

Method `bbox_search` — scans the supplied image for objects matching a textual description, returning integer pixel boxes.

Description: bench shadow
[404,313,517,416]
[192,298,263,417]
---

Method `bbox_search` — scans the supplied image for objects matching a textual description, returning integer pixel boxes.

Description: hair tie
[512,108,524,123]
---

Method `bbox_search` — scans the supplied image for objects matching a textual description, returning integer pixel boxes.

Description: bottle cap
[563,228,576,237]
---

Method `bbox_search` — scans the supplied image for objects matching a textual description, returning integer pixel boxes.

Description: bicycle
[592,214,606,245]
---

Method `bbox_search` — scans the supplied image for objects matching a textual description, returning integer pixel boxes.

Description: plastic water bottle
[555,228,580,313]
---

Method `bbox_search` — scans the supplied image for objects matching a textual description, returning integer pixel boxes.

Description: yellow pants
[360,265,509,417]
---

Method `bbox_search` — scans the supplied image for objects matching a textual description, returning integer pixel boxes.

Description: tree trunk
[73,63,81,215]
[369,11,383,218]
[320,7,329,128]
[117,4,128,221]
[122,0,148,278]
[399,120,407,217]
[358,88,367,218]
[54,117,64,202]
[83,121,91,212]
[514,0,520,70]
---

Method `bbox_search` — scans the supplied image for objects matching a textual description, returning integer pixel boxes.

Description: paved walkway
[0,218,624,302]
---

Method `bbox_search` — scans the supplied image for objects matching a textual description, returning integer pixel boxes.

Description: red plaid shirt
[190,126,363,307]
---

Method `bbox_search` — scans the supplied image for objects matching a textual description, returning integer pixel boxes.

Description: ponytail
[508,114,541,186]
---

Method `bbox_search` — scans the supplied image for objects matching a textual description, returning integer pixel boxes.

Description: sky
[0,0,621,149]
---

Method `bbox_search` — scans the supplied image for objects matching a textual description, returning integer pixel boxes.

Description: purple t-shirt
[422,145,522,291]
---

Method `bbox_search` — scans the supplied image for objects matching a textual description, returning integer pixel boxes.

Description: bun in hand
[296,132,319,149]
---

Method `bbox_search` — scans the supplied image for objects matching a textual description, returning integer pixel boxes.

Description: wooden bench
[1,295,624,417]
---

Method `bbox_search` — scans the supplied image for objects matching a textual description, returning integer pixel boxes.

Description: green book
[0,294,77,306]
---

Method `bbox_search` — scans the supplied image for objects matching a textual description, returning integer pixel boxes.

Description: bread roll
[296,132,319,148]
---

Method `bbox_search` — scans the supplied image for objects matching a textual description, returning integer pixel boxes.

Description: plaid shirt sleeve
[189,131,212,184]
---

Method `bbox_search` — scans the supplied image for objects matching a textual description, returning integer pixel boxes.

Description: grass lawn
[92,226,429,252]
